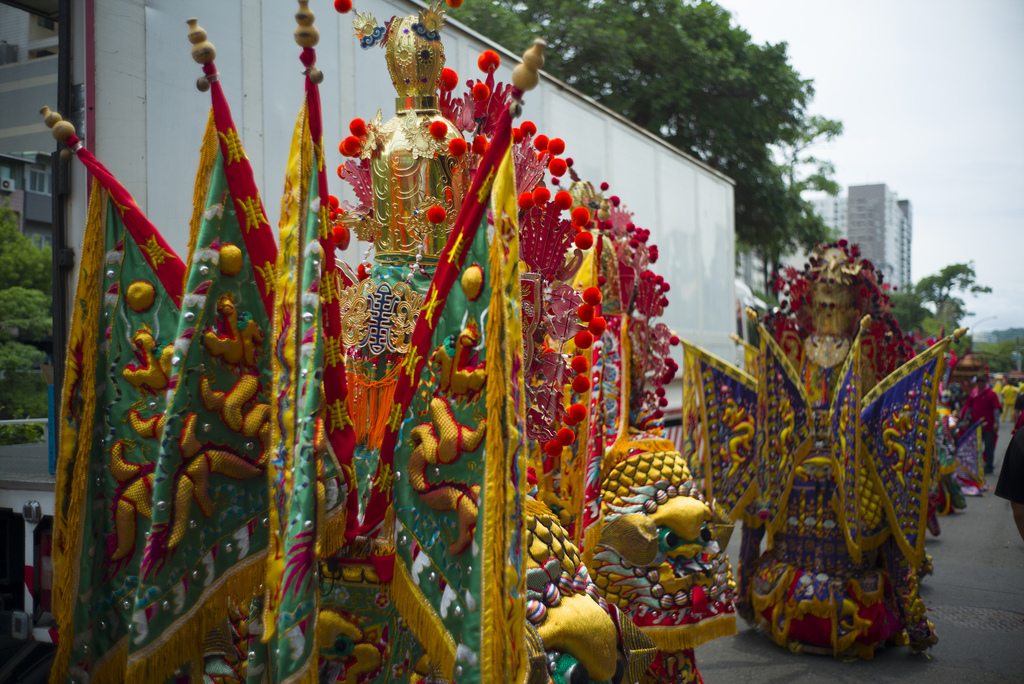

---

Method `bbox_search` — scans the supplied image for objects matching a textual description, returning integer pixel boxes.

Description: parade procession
[9,1,1018,683]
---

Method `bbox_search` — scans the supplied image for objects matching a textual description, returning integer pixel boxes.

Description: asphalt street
[698,419,1024,684]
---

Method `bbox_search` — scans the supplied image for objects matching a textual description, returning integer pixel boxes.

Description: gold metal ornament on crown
[347,3,468,263]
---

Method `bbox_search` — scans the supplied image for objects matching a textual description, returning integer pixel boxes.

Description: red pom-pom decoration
[588,316,607,336]
[557,427,576,446]
[429,120,448,139]
[656,387,666,398]
[477,50,501,73]
[533,134,549,152]
[597,275,607,286]
[357,263,369,281]
[658,397,669,408]
[554,191,573,210]
[328,195,340,210]
[600,181,610,191]
[533,186,551,205]
[513,128,524,144]
[337,164,345,178]
[349,118,367,138]
[567,403,587,425]
[547,138,566,155]
[441,68,459,91]
[544,440,563,458]
[472,135,489,155]
[571,355,589,374]
[426,206,447,224]
[520,120,537,136]
[472,82,491,102]
[332,224,351,250]
[577,303,594,322]
[574,330,594,349]
[340,136,361,157]
[565,157,574,167]
[574,231,594,250]
[448,138,467,157]
[551,177,560,185]
[583,286,602,306]
[571,206,591,227]
[669,335,680,346]
[548,158,567,177]
[610,195,620,207]
[572,375,591,394]
[517,192,535,211]
[334,0,353,12]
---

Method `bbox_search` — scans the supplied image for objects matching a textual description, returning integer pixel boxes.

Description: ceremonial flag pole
[42,107,190,684]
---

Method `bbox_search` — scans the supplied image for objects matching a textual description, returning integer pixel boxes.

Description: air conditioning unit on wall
[0,178,14,191]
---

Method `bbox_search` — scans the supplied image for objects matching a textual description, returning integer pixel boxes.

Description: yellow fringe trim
[186,109,218,282]
[386,557,457,679]
[480,146,525,683]
[50,181,106,684]
[319,505,348,559]
[347,364,401,450]
[849,576,884,606]
[641,612,736,652]
[125,550,266,684]
[83,636,128,684]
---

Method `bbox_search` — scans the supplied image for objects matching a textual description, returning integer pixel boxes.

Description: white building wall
[69,0,736,360]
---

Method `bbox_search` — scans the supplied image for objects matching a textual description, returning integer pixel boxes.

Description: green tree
[915,262,991,329]
[888,290,930,333]
[0,201,52,419]
[0,201,52,295]
[452,0,841,281]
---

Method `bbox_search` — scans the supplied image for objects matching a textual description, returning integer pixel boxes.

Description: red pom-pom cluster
[574,231,593,250]
[566,403,587,425]
[441,68,459,92]
[472,82,491,102]
[334,0,353,13]
[571,206,591,227]
[544,440,563,458]
[429,120,448,139]
[332,224,350,250]
[426,206,447,224]
[448,138,467,157]
[339,136,361,157]
[477,50,501,73]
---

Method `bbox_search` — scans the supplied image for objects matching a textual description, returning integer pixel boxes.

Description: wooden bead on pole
[512,38,547,93]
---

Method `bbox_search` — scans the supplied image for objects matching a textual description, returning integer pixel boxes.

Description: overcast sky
[718,0,1024,333]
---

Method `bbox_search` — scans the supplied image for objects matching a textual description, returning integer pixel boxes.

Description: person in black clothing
[994,427,1024,542]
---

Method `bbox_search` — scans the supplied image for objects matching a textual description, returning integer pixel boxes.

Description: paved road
[698,420,1024,684]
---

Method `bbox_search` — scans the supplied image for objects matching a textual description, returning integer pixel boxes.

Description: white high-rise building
[811,195,848,238]
[811,185,913,288]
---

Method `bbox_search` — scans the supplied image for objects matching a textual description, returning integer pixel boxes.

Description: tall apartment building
[811,185,913,288]
[0,5,59,245]
[811,195,848,238]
